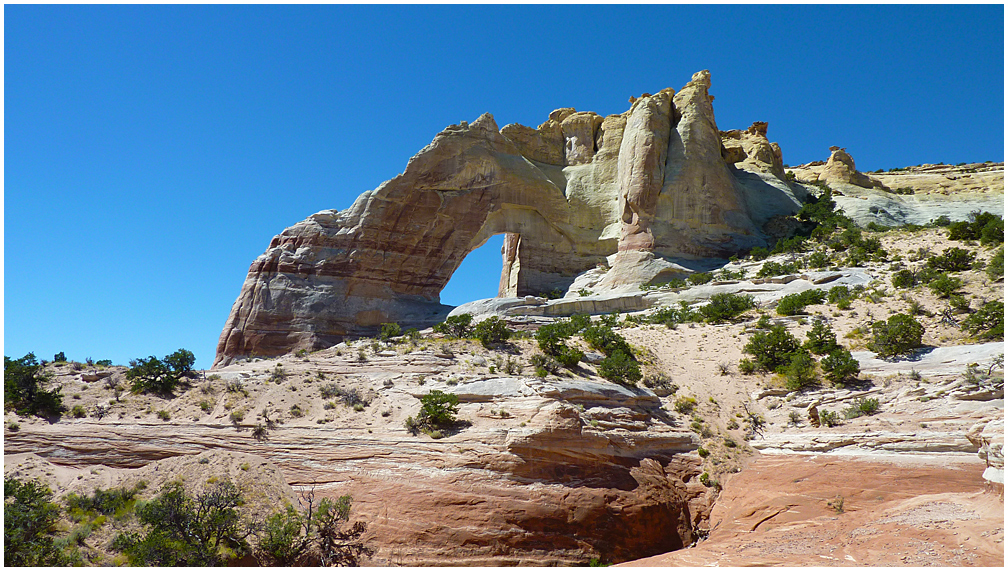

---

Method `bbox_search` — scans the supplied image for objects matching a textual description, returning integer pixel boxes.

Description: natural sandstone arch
[214,114,615,366]
[215,70,802,367]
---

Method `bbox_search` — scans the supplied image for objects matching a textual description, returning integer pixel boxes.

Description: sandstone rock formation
[216,70,804,366]
[817,146,887,189]
[6,348,712,565]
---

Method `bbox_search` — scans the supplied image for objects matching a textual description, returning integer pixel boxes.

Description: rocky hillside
[6,220,1003,565]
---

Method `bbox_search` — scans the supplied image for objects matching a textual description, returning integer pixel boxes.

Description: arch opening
[439,233,506,307]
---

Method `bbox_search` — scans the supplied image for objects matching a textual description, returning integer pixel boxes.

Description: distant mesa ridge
[210,71,885,366]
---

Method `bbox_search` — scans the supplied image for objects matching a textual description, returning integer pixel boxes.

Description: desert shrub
[804,317,840,355]
[773,235,809,254]
[821,348,860,384]
[646,302,701,327]
[581,325,630,357]
[474,316,512,348]
[827,285,855,306]
[596,350,641,387]
[844,397,880,419]
[71,404,87,418]
[738,358,757,374]
[962,301,1004,340]
[927,247,976,272]
[869,313,924,358]
[126,349,195,395]
[339,388,368,408]
[534,321,584,369]
[416,390,458,429]
[530,354,561,376]
[4,476,72,566]
[4,353,65,418]
[257,505,305,565]
[699,293,757,323]
[947,211,1004,245]
[986,246,1004,280]
[113,481,246,566]
[949,294,971,313]
[687,272,714,285]
[757,260,800,278]
[784,351,817,391]
[65,485,140,520]
[379,323,401,341]
[818,409,841,427]
[674,396,697,414]
[776,289,826,316]
[433,314,474,338]
[748,246,771,261]
[927,273,962,298]
[807,249,831,268]
[891,269,917,289]
[319,383,341,399]
[269,364,288,384]
[743,325,801,373]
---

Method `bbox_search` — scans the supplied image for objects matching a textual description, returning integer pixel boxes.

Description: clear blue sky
[5,5,1003,369]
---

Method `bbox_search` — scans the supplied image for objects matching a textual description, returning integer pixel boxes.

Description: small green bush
[757,260,800,278]
[597,350,641,386]
[927,247,976,272]
[687,272,714,285]
[530,354,561,376]
[4,476,70,565]
[776,289,826,316]
[818,409,841,427]
[962,301,1004,340]
[700,293,757,323]
[844,397,880,419]
[474,316,512,348]
[582,325,633,358]
[784,351,817,391]
[986,246,1004,281]
[126,349,195,395]
[827,285,854,305]
[743,325,801,373]
[749,246,771,261]
[4,353,65,418]
[804,317,840,355]
[891,269,917,289]
[417,390,459,428]
[72,404,87,418]
[869,313,924,359]
[821,348,860,384]
[927,273,962,298]
[947,211,1003,245]
[433,314,474,338]
[674,396,697,414]
[738,358,757,374]
[379,322,401,341]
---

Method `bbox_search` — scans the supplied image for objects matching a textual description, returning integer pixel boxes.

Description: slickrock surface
[620,454,1004,567]
[790,159,1004,228]
[215,70,805,365]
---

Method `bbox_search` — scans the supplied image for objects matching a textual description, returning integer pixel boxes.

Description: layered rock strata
[6,351,710,565]
[216,70,802,366]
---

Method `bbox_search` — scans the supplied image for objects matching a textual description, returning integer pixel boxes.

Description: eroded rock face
[818,146,888,189]
[216,70,801,365]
